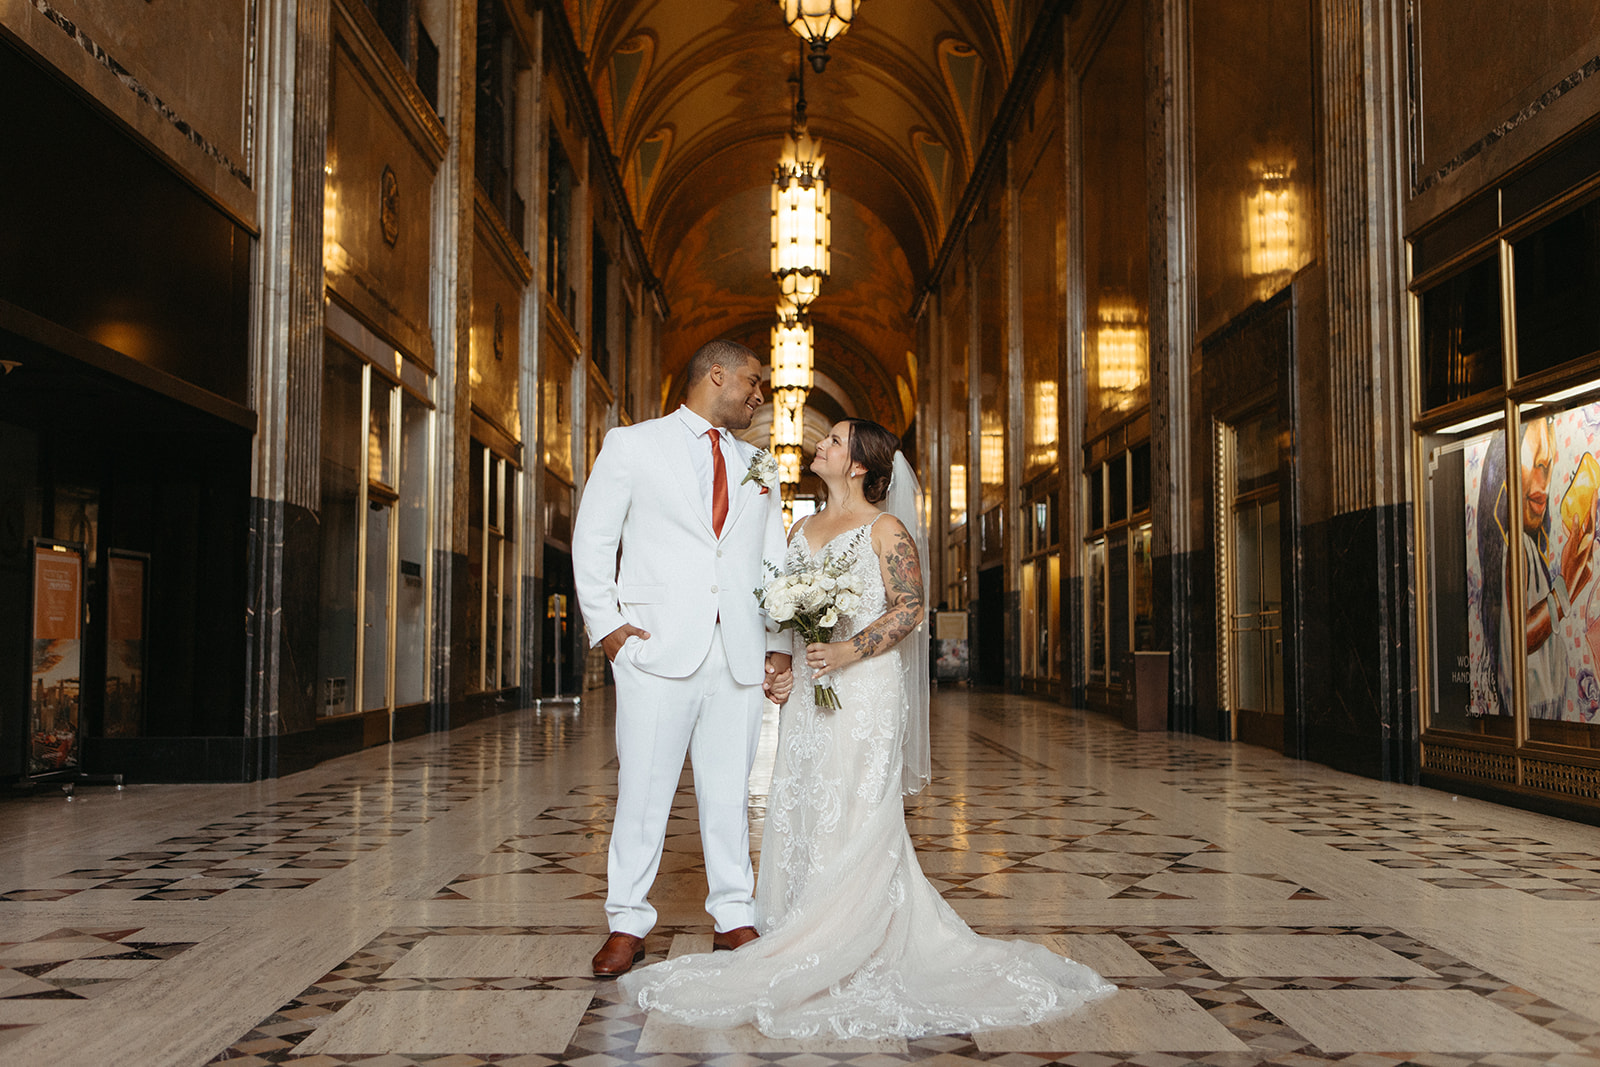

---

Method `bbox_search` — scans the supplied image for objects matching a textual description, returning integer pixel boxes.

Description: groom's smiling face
[711,356,766,431]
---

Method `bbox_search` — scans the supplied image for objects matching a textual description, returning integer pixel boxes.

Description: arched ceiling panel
[564,1,1025,432]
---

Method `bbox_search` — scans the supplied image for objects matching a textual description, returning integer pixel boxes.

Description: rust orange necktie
[707,428,728,537]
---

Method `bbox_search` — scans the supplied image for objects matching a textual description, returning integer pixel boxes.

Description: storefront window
[319,344,435,720]
[1514,197,1600,379]
[318,347,363,717]
[394,391,431,706]
[1517,390,1600,748]
[1420,255,1502,411]
[1415,123,1600,803]
[1423,415,1514,737]
[1084,434,1151,695]
[1087,538,1107,682]
[1021,488,1061,686]
[471,441,520,692]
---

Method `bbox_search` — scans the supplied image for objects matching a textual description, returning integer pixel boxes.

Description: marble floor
[4,690,1600,1067]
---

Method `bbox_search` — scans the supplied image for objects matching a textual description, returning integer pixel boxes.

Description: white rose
[835,591,861,615]
[769,598,796,623]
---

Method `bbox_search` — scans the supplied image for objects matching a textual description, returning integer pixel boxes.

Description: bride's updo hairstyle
[845,418,901,505]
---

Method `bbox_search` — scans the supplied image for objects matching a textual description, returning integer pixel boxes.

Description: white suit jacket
[572,413,789,686]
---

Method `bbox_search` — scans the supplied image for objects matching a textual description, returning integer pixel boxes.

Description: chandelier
[770,303,813,485]
[777,0,864,73]
[771,51,830,309]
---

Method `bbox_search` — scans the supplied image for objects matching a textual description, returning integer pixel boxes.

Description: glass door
[1229,497,1282,718]
[1225,410,1282,735]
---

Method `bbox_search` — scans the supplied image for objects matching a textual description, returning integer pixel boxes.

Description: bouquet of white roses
[755,545,868,709]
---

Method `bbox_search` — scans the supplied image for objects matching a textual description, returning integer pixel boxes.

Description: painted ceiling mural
[561,0,1045,433]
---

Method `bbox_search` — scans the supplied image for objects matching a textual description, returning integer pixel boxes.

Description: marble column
[1310,0,1417,779]
[245,0,332,777]
[431,0,475,729]
[1144,0,1200,732]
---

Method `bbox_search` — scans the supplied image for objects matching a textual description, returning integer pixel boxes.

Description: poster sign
[933,611,970,681]
[30,542,83,774]
[103,551,148,738]
[1465,407,1600,723]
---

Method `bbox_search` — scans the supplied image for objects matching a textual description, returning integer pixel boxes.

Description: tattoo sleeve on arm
[849,522,925,660]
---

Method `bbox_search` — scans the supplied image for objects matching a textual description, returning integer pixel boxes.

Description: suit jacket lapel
[662,417,715,538]
[722,441,759,535]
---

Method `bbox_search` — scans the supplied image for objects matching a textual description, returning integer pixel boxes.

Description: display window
[317,340,435,726]
[1415,142,1600,802]
[469,441,521,693]
[1083,431,1152,697]
[1020,484,1061,689]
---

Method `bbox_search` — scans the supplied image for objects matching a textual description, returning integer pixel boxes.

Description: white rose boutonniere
[741,449,781,494]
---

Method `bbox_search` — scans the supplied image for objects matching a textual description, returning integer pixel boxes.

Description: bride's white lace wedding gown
[619,517,1115,1038]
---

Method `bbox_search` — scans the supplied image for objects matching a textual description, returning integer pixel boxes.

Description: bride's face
[810,422,860,481]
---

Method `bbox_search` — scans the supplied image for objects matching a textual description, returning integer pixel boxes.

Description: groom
[573,338,793,977]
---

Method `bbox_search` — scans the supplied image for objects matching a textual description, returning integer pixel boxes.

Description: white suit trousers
[607,628,764,937]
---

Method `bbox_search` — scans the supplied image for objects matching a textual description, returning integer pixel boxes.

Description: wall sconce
[1095,294,1147,402]
[1030,380,1059,468]
[1245,161,1298,289]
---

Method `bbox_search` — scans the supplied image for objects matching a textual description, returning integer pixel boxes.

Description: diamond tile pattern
[2,692,1598,1067]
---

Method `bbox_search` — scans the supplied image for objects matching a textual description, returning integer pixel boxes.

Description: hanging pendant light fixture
[777,0,864,73]
[770,302,813,485]
[771,48,830,308]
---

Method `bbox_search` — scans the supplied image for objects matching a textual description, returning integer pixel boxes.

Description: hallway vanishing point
[3,692,1600,1067]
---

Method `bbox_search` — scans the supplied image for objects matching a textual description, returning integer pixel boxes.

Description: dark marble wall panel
[448,549,473,708]
[277,503,322,736]
[1296,503,1419,780]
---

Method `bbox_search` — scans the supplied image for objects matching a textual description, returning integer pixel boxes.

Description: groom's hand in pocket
[601,624,650,663]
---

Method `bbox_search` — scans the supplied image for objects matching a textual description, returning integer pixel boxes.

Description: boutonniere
[741,449,781,494]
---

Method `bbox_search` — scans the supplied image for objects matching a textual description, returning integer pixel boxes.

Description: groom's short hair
[686,339,759,385]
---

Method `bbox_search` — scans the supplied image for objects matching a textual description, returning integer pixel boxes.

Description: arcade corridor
[3,691,1599,1065]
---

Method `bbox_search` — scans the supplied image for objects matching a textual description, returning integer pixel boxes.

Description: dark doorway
[975,565,1005,686]
[0,331,251,779]
[541,544,582,697]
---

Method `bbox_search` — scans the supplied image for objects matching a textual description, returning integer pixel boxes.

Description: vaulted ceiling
[561,0,1038,437]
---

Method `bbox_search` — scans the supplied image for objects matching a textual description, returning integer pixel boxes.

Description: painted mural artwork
[1465,407,1600,723]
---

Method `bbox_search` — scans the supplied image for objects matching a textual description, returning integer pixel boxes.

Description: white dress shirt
[675,404,735,522]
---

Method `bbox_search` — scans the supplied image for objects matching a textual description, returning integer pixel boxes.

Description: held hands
[601,623,650,663]
[804,640,860,680]
[765,652,794,704]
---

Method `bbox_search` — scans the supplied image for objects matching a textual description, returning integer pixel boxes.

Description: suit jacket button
[711,585,719,594]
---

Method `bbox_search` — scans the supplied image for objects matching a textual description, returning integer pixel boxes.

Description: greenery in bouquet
[755,546,867,709]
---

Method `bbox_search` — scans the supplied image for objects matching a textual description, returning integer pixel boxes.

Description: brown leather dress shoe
[712,925,759,951]
[592,931,645,976]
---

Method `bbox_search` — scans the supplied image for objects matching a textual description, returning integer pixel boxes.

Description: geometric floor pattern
[3,687,1600,1065]
[1173,775,1600,901]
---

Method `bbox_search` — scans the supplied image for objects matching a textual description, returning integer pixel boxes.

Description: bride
[620,418,1115,1038]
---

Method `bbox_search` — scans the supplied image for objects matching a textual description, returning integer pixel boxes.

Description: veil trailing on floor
[884,450,931,795]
